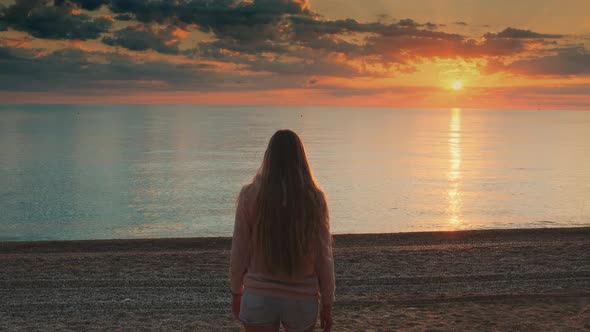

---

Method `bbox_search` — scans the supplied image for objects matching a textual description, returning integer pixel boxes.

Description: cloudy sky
[1,0,589,109]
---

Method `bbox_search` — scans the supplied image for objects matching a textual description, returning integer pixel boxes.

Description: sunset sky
[1,0,589,109]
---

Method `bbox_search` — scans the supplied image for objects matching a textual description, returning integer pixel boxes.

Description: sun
[451,80,463,91]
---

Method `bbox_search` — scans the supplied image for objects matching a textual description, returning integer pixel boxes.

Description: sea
[1,104,589,241]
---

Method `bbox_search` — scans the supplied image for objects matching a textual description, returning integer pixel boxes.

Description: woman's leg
[243,323,280,332]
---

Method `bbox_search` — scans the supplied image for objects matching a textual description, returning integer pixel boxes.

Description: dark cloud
[288,17,360,41]
[54,0,110,11]
[357,24,573,68]
[362,30,531,63]
[0,44,321,93]
[199,38,290,56]
[246,55,361,77]
[101,0,312,58]
[196,42,362,78]
[0,44,222,92]
[291,36,361,54]
[103,24,182,54]
[108,0,308,29]
[1,0,112,39]
[1,0,310,42]
[423,22,437,30]
[359,26,563,62]
[473,36,528,56]
[285,16,461,60]
[485,27,563,39]
[108,0,184,24]
[455,21,468,26]
[2,0,562,66]
[398,18,438,29]
[486,47,590,76]
[193,12,566,76]
[113,13,133,21]
[288,16,451,40]
[0,43,41,60]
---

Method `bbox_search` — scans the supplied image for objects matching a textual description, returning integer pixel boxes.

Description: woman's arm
[229,186,251,295]
[316,219,335,331]
[315,221,336,306]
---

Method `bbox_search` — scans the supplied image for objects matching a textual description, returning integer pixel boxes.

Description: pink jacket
[229,184,336,305]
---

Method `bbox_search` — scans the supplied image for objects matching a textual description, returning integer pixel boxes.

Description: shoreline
[2,226,589,252]
[2,227,589,331]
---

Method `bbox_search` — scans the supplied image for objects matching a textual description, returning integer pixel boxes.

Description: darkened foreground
[1,227,589,331]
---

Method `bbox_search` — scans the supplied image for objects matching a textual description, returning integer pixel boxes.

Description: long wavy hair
[248,129,329,277]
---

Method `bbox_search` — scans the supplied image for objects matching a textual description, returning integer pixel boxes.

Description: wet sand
[1,227,589,331]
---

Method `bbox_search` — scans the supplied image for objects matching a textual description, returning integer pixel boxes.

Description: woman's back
[229,129,335,331]
[231,182,334,300]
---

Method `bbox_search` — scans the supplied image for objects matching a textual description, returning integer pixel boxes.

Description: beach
[1,227,589,331]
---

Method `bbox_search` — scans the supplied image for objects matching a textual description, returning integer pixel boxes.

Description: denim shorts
[239,289,319,332]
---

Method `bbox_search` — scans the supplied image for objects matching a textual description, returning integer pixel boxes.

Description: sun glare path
[447,108,463,226]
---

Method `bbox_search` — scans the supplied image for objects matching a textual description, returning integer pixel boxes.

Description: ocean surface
[1,105,589,241]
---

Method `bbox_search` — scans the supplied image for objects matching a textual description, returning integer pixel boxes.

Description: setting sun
[451,80,463,91]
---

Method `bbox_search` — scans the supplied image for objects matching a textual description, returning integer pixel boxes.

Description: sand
[1,227,589,331]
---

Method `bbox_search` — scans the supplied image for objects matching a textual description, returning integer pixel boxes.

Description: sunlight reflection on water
[447,108,463,227]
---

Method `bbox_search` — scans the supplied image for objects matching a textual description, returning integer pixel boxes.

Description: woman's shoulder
[236,182,258,224]
[237,181,259,211]
[239,182,258,199]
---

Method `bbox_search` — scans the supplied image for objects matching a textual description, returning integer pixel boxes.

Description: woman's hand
[232,292,242,321]
[320,304,333,332]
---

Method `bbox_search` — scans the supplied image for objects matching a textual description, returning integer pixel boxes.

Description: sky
[0,0,589,109]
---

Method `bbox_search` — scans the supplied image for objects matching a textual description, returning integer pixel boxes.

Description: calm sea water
[1,105,589,241]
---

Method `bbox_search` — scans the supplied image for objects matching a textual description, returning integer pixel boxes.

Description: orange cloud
[172,27,189,39]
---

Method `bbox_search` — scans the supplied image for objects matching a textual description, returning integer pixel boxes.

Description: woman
[230,129,335,332]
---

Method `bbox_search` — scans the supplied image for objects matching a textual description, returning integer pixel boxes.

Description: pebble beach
[1,227,589,331]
